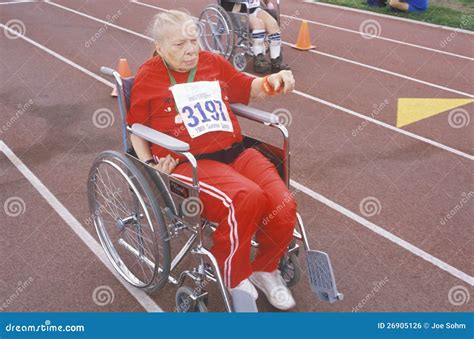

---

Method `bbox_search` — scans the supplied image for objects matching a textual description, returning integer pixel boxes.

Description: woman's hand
[151,154,179,174]
[250,70,295,100]
[268,70,295,94]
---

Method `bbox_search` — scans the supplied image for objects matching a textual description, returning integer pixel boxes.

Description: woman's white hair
[148,9,194,43]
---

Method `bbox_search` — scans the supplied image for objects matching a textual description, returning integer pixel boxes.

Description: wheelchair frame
[87,65,342,312]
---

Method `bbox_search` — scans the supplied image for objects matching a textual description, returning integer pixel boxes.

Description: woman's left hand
[268,70,295,94]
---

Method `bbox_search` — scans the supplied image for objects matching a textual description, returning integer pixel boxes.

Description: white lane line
[12,1,474,160]
[44,0,153,42]
[4,11,472,288]
[290,179,474,286]
[0,0,37,5]
[283,42,473,98]
[0,24,114,88]
[5,4,469,161]
[280,14,474,61]
[303,0,474,36]
[131,0,473,98]
[293,89,474,161]
[0,140,163,312]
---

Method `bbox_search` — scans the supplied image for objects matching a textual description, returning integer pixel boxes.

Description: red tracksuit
[128,51,296,288]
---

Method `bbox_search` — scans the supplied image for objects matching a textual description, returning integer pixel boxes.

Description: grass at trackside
[306,0,474,31]
[459,0,474,9]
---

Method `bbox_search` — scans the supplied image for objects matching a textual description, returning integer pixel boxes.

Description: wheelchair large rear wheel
[87,151,171,292]
[199,4,235,59]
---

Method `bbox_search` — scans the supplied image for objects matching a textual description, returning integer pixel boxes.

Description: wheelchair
[199,0,281,71]
[87,65,343,312]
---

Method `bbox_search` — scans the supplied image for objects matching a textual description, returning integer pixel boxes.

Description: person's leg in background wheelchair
[256,9,290,73]
[249,14,271,74]
[260,0,279,21]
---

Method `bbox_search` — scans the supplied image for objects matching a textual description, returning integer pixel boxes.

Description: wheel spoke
[94,182,122,220]
[96,169,129,217]
[88,153,170,290]
[103,164,132,216]
[200,7,232,57]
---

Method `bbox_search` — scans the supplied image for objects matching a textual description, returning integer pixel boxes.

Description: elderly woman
[128,10,296,311]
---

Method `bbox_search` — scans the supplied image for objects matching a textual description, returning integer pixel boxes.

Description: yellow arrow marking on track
[397,98,473,128]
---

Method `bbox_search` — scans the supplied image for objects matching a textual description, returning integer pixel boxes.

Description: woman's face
[156,22,200,73]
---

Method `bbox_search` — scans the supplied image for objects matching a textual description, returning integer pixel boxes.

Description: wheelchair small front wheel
[87,151,171,292]
[232,52,247,72]
[175,286,208,312]
[279,252,301,287]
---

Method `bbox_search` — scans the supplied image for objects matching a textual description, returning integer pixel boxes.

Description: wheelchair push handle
[100,66,116,77]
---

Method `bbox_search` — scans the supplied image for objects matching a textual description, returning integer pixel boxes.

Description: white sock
[268,32,281,59]
[252,29,265,55]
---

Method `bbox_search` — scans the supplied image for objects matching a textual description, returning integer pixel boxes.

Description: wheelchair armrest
[130,124,190,152]
[100,66,115,77]
[230,103,280,124]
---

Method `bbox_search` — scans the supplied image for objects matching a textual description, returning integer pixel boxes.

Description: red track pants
[173,148,296,288]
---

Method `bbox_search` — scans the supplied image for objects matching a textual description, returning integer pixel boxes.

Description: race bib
[170,81,234,138]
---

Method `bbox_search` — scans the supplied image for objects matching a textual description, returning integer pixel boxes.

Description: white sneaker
[230,278,258,299]
[249,270,296,310]
[229,278,259,312]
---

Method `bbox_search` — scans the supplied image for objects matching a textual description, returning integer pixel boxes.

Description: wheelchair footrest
[305,250,343,304]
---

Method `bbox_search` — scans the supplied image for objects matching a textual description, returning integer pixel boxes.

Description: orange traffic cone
[292,21,315,51]
[111,58,132,97]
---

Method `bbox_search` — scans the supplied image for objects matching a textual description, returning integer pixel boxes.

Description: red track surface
[0,0,472,312]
